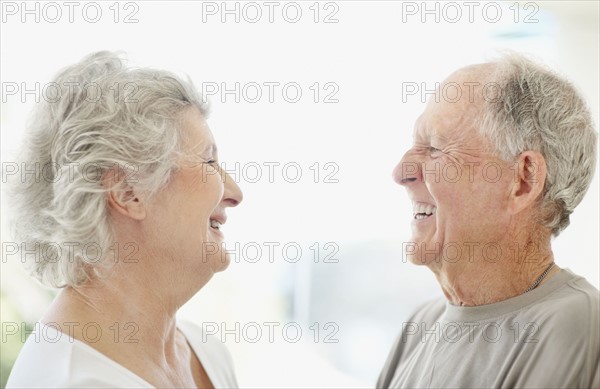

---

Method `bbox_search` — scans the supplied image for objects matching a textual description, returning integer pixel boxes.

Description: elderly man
[379,54,599,388]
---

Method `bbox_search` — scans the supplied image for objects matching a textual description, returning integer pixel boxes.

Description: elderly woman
[379,54,599,388]
[6,52,243,388]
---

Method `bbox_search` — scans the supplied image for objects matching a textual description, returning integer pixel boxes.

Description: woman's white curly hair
[6,51,207,287]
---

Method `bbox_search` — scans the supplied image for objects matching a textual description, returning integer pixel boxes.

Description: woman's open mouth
[209,215,226,237]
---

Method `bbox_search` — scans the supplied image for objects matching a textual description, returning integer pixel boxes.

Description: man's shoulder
[531,272,599,335]
[511,271,600,388]
[546,271,599,309]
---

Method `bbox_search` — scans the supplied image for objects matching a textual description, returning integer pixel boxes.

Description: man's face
[393,69,516,267]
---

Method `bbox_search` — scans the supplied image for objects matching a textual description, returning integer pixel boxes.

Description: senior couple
[6,52,599,388]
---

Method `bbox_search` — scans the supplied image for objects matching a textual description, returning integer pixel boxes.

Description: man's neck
[431,239,556,307]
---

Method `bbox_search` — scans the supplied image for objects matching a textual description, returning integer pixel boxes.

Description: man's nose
[392,150,422,186]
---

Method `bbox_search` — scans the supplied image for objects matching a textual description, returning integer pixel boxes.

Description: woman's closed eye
[205,160,222,171]
[187,158,217,168]
[200,155,218,165]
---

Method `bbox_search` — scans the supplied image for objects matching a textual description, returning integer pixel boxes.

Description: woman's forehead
[180,108,216,152]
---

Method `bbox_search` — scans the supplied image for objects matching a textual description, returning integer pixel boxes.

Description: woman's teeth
[210,220,222,229]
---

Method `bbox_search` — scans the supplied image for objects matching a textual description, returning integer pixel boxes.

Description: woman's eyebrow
[206,144,218,155]
[195,143,217,155]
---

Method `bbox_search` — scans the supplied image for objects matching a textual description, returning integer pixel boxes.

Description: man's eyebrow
[431,134,448,144]
[414,125,435,143]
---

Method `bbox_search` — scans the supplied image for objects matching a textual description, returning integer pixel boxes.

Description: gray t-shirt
[377,268,600,388]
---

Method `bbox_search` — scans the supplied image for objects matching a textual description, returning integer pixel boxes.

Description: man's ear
[103,167,146,220]
[508,151,547,215]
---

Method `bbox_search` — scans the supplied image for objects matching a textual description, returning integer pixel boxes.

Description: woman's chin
[201,248,231,273]
[215,252,231,272]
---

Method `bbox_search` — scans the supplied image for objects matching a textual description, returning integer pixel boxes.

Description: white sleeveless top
[6,320,238,388]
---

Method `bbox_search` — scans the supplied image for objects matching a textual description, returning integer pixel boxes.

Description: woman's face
[144,107,243,289]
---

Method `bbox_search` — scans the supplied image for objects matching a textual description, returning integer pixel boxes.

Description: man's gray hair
[478,54,597,237]
[6,51,207,287]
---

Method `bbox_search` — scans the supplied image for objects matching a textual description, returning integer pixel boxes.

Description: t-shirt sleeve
[508,279,600,388]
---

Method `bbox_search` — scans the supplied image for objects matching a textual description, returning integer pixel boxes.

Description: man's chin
[406,253,437,266]
[404,241,441,266]
[406,255,422,265]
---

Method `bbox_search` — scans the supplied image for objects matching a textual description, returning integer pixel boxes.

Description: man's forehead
[413,100,482,143]
[412,63,496,142]
[439,63,498,105]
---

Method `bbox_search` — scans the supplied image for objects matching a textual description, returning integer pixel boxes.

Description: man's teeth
[210,220,222,229]
[412,203,437,219]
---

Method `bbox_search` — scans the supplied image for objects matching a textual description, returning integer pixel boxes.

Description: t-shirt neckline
[442,268,578,322]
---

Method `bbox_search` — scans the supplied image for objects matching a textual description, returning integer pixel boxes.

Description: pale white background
[1,1,598,387]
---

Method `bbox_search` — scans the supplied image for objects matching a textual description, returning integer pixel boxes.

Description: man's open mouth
[413,202,437,220]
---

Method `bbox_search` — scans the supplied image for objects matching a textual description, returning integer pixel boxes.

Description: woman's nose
[222,170,243,207]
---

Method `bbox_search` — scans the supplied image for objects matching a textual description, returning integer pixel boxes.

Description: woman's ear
[508,151,547,215]
[103,167,146,220]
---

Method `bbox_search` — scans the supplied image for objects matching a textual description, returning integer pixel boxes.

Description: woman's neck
[41,282,198,388]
